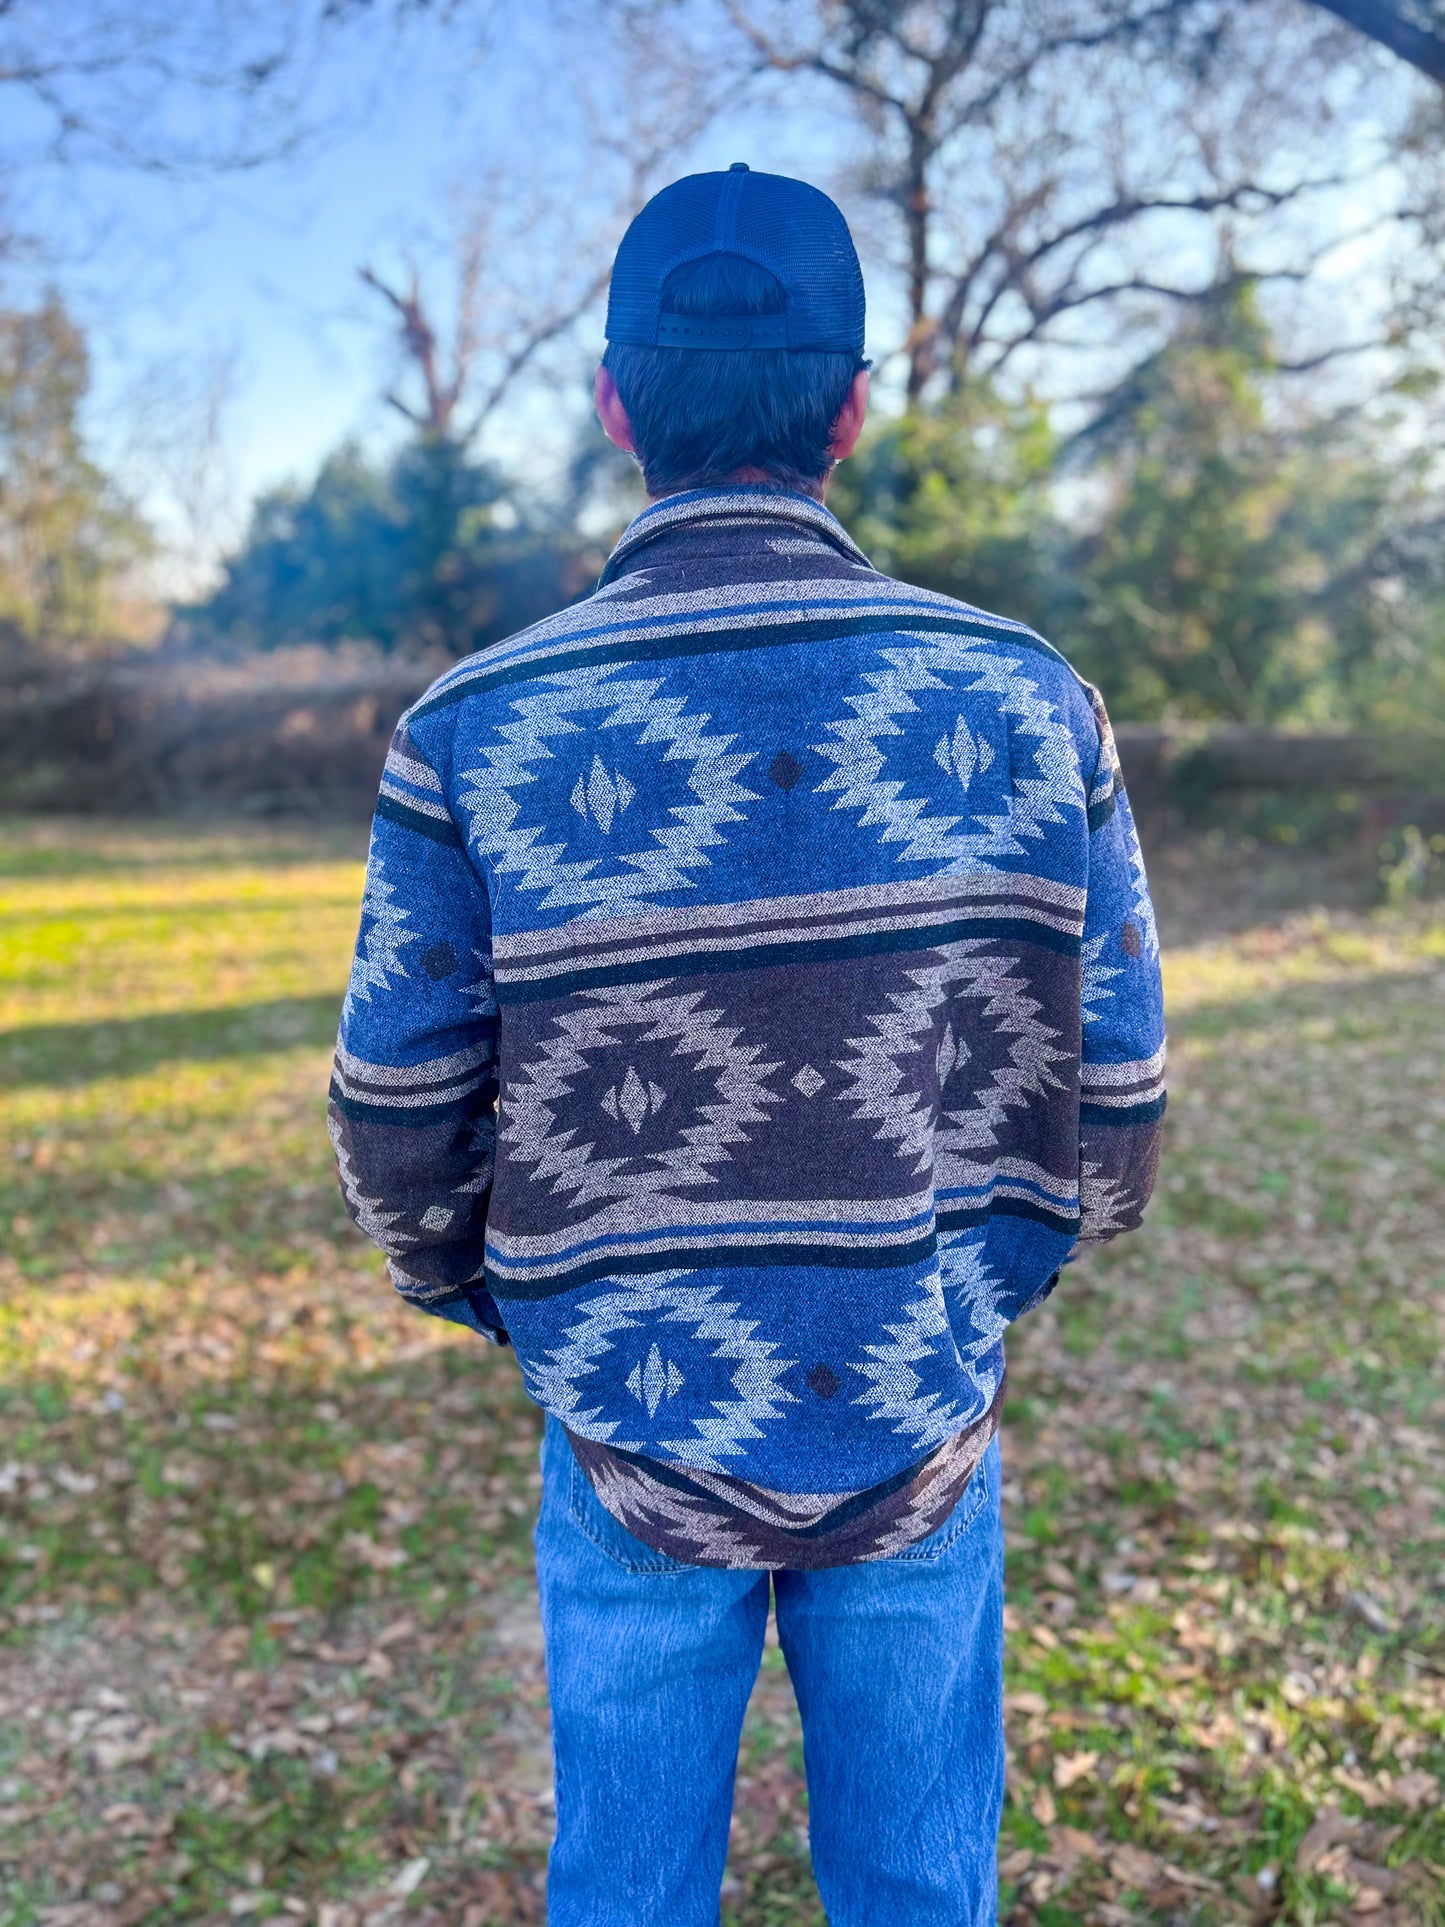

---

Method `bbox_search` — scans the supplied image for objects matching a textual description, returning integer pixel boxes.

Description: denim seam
[887,1448,991,1564]
[566,1456,695,1576]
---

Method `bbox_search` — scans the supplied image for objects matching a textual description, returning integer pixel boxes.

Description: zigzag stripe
[407,605,1074,722]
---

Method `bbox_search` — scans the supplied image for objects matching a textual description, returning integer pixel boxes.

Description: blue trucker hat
[605,163,865,355]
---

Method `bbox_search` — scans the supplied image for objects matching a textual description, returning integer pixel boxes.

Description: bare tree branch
[0,5,345,184]
[1300,0,1445,86]
[359,265,463,435]
[705,0,1414,398]
[465,263,614,433]
[360,0,740,442]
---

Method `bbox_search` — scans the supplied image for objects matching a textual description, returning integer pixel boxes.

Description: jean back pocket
[565,1445,698,1576]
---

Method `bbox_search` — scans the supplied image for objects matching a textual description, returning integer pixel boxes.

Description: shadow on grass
[0,993,343,1087]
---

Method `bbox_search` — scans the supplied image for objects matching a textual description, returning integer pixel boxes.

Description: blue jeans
[534,1415,1005,1926]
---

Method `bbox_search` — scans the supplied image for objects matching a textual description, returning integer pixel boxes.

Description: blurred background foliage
[0,296,152,646]
[174,273,1445,728]
[187,437,587,659]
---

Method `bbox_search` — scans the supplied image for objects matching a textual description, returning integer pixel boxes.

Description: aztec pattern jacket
[331,487,1166,1567]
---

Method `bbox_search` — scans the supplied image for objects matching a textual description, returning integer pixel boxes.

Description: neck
[646,465,830,508]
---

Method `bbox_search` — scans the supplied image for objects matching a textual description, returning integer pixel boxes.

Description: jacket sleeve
[1075,685,1166,1242]
[328,718,507,1342]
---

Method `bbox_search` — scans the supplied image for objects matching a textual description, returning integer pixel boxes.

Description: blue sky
[42,16,554,563]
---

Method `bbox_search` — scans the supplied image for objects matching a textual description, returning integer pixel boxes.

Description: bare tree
[360,238,612,442]
[0,3,367,182]
[360,1,740,443]
[0,0,403,291]
[112,340,241,596]
[698,0,1383,401]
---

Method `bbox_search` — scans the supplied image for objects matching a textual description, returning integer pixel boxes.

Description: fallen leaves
[1052,1750,1099,1790]
[1108,1843,1162,1890]
[1295,1805,1357,1872]
[3,823,1444,1927]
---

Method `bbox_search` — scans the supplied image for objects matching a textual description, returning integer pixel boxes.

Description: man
[331,165,1165,1927]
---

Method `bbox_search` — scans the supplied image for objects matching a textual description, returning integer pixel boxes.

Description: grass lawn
[0,816,1441,1927]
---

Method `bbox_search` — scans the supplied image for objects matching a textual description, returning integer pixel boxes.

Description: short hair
[602,253,866,496]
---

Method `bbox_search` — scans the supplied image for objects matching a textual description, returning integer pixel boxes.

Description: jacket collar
[598,485,873,586]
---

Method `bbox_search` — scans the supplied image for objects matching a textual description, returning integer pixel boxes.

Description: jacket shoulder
[401,587,615,734]
[868,570,1101,713]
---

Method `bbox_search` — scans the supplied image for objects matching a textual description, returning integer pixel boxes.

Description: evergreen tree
[191,432,580,656]
[830,383,1068,641]
[1070,284,1442,724]
[0,294,150,644]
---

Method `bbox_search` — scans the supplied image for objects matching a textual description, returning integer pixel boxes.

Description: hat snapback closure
[655,312,788,350]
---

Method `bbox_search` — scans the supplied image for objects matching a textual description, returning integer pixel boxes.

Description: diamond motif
[505,984,780,1212]
[626,1341,686,1417]
[768,749,804,791]
[521,1277,798,1469]
[807,1363,839,1399]
[599,1063,668,1135]
[459,663,760,917]
[570,753,638,835]
[932,715,995,792]
[791,1064,826,1098]
[618,1065,650,1133]
[420,941,458,981]
[836,951,1069,1178]
[812,640,1086,865]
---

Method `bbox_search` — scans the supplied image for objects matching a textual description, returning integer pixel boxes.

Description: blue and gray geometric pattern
[811,640,1086,867]
[519,1275,799,1473]
[457,664,759,919]
[331,485,1166,1566]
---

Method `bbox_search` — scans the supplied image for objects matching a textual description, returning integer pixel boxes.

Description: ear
[594,365,636,455]
[828,368,870,463]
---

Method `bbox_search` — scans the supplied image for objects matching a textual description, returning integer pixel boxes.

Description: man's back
[332,164,1167,1926]
[331,485,1165,1562]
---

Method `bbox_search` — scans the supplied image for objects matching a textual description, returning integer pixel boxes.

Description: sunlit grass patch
[0,822,365,1035]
